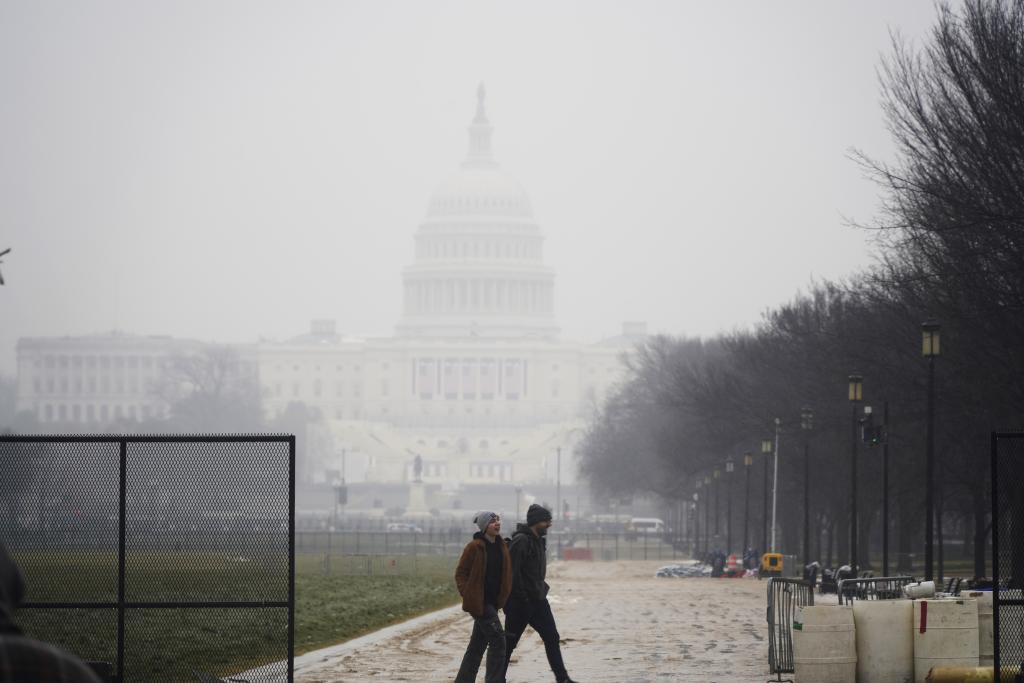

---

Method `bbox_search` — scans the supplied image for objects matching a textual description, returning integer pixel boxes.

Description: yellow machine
[760,552,783,577]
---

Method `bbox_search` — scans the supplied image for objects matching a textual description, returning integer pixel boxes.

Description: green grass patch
[13,551,460,682]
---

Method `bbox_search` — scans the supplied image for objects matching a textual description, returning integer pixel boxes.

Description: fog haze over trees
[579,0,1024,579]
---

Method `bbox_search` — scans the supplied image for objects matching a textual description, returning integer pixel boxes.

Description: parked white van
[629,517,665,534]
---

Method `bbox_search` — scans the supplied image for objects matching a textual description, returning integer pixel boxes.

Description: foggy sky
[0,1,938,375]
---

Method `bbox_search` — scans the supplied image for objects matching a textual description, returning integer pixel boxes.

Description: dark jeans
[455,605,506,683]
[503,598,568,682]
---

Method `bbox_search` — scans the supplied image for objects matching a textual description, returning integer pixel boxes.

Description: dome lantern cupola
[465,82,497,169]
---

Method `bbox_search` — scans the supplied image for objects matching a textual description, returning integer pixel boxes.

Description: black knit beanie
[526,503,552,527]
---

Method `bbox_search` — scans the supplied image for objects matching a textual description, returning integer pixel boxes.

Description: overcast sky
[0,1,939,375]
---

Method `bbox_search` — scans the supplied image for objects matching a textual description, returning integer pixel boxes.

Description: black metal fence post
[118,438,126,683]
[288,434,296,683]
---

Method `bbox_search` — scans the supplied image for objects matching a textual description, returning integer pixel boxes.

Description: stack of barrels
[791,589,998,683]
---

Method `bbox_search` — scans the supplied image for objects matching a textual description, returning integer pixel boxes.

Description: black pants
[503,598,568,682]
[455,605,506,683]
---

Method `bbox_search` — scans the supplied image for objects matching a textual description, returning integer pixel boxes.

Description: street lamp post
[713,468,721,540]
[555,446,562,559]
[771,418,781,553]
[882,400,890,576]
[743,452,752,554]
[922,321,940,582]
[725,457,735,555]
[556,446,562,524]
[761,438,772,556]
[692,499,700,557]
[849,374,863,570]
[801,408,813,569]
[694,480,702,558]
[703,475,711,557]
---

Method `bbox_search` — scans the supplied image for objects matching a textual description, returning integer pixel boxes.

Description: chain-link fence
[0,434,295,683]
[992,431,1024,678]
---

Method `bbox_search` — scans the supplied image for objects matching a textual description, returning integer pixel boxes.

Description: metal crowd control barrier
[0,434,296,683]
[766,577,813,682]
[837,576,917,604]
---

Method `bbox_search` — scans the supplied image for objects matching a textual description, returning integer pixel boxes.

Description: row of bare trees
[579,0,1024,579]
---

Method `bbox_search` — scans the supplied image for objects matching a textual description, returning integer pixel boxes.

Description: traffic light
[861,424,885,447]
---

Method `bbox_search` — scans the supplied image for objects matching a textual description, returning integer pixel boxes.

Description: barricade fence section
[766,577,814,679]
[992,431,1024,679]
[0,434,296,683]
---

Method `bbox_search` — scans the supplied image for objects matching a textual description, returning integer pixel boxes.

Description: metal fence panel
[1,434,295,683]
[993,432,1024,678]
[766,577,814,680]
[837,576,916,604]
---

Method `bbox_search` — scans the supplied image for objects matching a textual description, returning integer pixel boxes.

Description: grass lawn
[13,551,460,682]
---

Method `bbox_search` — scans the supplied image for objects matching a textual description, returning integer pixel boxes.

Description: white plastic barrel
[961,590,993,666]
[793,605,857,683]
[912,598,979,683]
[852,599,913,683]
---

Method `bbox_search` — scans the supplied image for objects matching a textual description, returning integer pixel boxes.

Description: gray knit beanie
[474,511,498,533]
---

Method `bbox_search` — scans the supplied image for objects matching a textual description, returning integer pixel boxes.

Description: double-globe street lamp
[849,374,864,570]
[770,417,781,553]
[761,438,772,556]
[695,478,704,557]
[692,489,700,556]
[703,475,711,557]
[922,320,940,582]
[801,407,814,569]
[713,468,721,540]
[742,452,753,557]
[725,456,735,555]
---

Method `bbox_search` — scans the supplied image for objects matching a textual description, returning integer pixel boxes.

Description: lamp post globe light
[848,374,863,570]
[725,456,735,556]
[800,407,813,569]
[761,438,772,557]
[922,320,940,582]
[743,452,753,557]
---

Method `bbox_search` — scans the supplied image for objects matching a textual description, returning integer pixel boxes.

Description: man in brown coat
[454,511,512,683]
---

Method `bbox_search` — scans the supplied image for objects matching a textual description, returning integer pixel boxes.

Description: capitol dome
[396,84,558,340]
[427,167,534,219]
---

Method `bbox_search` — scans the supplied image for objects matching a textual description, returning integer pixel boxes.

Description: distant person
[504,504,580,683]
[454,511,511,683]
[0,543,102,682]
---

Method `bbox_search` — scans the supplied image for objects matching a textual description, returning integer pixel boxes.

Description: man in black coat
[503,504,579,683]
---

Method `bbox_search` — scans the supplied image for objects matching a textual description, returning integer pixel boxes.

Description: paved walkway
[292,560,773,683]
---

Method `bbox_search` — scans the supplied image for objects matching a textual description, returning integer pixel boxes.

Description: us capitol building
[15,85,644,491]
